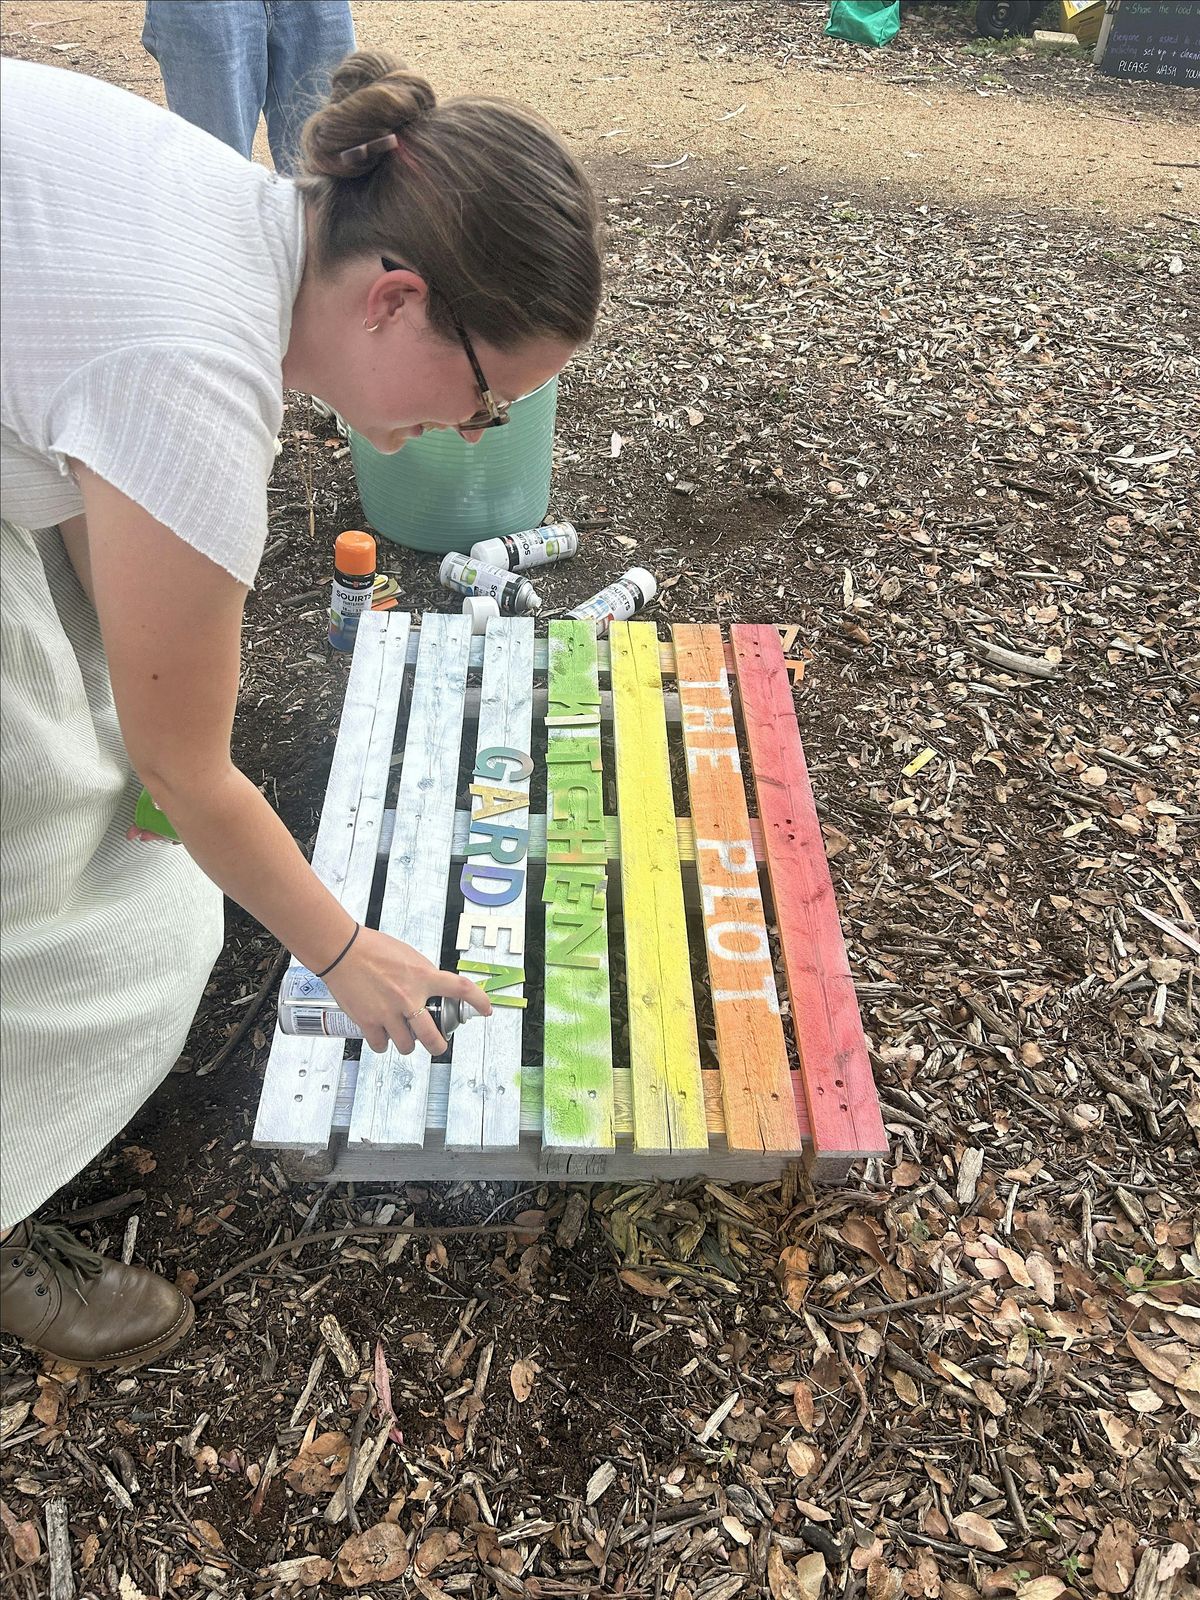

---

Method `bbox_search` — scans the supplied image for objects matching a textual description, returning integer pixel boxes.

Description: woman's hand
[321,926,493,1056]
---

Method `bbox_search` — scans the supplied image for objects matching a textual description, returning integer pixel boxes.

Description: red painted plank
[731,625,887,1171]
[790,1074,811,1142]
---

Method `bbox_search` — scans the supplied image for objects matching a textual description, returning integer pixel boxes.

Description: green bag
[824,0,901,47]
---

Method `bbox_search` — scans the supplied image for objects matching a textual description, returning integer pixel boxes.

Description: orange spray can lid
[335,529,376,576]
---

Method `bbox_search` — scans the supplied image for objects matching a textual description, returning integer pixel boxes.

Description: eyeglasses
[381,257,509,431]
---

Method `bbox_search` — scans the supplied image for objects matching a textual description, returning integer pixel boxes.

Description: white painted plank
[347,612,472,1150]
[445,619,534,1151]
[401,631,739,680]
[379,809,773,865]
[254,613,411,1150]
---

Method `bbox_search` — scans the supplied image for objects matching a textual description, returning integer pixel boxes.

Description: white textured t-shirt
[0,58,306,586]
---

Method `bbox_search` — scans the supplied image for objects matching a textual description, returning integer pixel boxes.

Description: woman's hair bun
[301,50,437,177]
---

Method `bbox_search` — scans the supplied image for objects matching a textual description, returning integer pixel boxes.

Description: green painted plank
[542,621,616,1152]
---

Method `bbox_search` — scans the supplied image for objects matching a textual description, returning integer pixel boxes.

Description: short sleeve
[43,345,281,587]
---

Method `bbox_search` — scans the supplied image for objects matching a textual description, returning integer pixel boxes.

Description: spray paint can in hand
[565,567,657,637]
[278,967,483,1042]
[329,530,377,651]
[469,522,579,572]
[439,552,542,615]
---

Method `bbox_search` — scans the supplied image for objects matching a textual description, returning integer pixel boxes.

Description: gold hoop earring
[363,319,381,333]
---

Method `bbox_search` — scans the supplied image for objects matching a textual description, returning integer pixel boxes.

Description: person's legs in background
[142,0,269,160]
[263,0,356,174]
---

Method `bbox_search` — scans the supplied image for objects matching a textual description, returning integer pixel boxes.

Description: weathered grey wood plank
[253,613,410,1151]
[348,612,472,1151]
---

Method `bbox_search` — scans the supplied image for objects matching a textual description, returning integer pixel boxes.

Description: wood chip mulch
[2,113,1198,1600]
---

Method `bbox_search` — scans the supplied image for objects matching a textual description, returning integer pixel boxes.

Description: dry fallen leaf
[1,1513,40,1565]
[1127,1387,1163,1415]
[842,1215,890,1270]
[509,1358,537,1403]
[1127,1333,1200,1393]
[189,1519,229,1569]
[778,1244,811,1311]
[414,1530,461,1575]
[952,1512,1007,1553]
[792,1379,815,1431]
[795,1551,828,1600]
[1025,1253,1056,1306]
[996,1245,1034,1289]
[1154,1545,1191,1585]
[1093,1520,1138,1594]
[33,1377,66,1430]
[769,1544,808,1600]
[285,1430,351,1495]
[260,1556,334,1585]
[620,1269,668,1299]
[336,1521,410,1587]
[786,1439,821,1478]
[1017,1580,1065,1600]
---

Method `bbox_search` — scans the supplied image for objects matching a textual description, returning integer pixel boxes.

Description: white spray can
[439,552,542,615]
[462,595,500,635]
[469,522,579,572]
[278,967,482,1042]
[565,567,657,636]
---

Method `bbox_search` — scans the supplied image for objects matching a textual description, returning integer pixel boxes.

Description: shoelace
[25,1221,105,1303]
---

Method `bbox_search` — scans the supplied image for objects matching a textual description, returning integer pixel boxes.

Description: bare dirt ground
[1,6,1198,1600]
[2,0,1197,219]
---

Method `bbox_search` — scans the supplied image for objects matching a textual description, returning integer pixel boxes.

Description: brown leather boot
[0,1220,194,1371]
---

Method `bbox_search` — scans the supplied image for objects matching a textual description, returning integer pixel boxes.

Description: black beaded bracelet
[314,922,360,979]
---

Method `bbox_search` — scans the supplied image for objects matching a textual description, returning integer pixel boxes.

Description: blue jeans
[142,1,355,174]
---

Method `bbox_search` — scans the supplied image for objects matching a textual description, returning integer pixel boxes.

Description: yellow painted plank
[609,621,707,1153]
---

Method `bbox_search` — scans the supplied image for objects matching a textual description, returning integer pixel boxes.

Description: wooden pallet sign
[253,613,887,1182]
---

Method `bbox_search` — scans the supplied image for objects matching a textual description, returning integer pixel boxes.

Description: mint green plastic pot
[347,376,558,554]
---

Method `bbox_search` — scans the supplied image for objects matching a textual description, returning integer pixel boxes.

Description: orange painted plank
[672,625,803,1154]
[731,625,887,1171]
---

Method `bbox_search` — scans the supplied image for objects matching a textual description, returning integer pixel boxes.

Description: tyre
[975,0,1032,37]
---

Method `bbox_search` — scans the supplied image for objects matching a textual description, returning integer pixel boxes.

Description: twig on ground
[813,1332,870,1492]
[46,1499,74,1600]
[50,1190,145,1227]
[999,1455,1030,1538]
[193,1221,547,1302]
[196,943,289,1076]
[820,1282,979,1323]
[341,1377,374,1535]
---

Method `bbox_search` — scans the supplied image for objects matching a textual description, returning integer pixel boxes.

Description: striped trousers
[0,520,222,1226]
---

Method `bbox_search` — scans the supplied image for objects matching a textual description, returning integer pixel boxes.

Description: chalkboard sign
[1098,0,1200,86]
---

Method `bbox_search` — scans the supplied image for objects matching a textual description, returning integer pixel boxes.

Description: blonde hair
[298,51,601,350]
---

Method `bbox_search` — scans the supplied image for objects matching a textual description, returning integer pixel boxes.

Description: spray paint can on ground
[462,596,500,635]
[565,567,657,637]
[439,552,542,615]
[278,967,483,1041]
[329,530,377,651]
[469,522,579,572]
